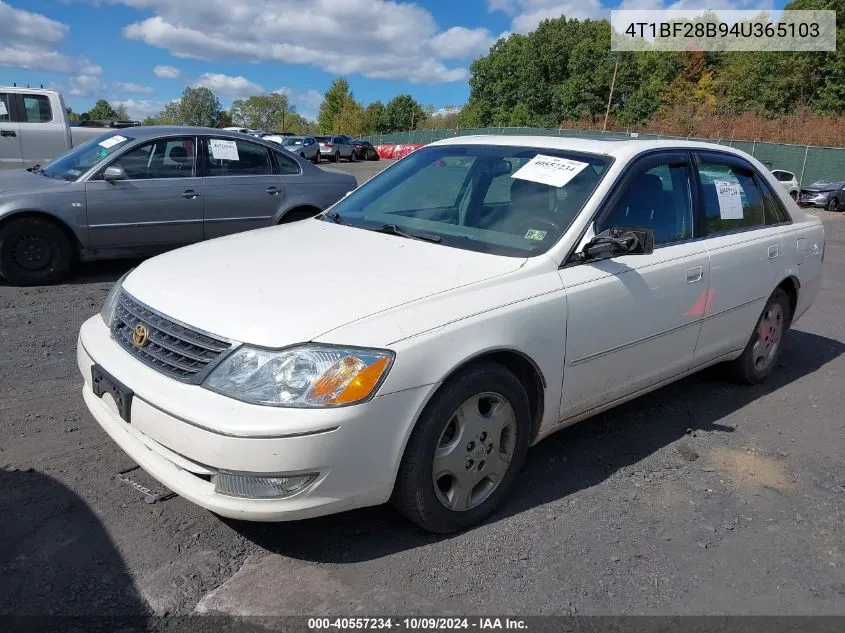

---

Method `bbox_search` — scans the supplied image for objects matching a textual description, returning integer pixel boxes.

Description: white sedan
[77,136,825,533]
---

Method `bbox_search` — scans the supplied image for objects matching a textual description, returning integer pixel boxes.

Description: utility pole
[603,58,619,133]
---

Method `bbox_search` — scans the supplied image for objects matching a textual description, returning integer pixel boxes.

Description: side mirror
[580,227,655,261]
[103,165,127,182]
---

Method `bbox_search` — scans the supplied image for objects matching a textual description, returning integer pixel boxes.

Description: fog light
[213,472,318,499]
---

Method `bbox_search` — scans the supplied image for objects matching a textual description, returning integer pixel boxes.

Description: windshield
[281,137,305,146]
[324,144,611,256]
[41,133,134,181]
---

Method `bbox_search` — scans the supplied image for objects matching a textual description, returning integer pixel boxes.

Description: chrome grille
[111,291,230,382]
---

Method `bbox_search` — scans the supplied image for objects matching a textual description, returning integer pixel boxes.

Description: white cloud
[275,87,324,111]
[153,64,180,78]
[114,0,490,84]
[0,1,100,73]
[111,98,165,119]
[433,105,463,116]
[193,73,263,97]
[113,81,153,93]
[68,74,102,97]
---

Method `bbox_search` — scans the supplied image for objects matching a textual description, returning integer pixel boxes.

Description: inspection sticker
[714,179,744,219]
[0,101,7,116]
[210,139,239,161]
[524,229,548,240]
[98,135,128,149]
[511,154,590,188]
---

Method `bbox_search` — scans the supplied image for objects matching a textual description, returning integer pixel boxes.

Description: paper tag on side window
[0,101,7,116]
[511,154,590,188]
[210,139,239,161]
[714,179,744,219]
[99,135,128,149]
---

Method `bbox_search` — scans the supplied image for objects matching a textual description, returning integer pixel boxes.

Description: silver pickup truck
[0,87,138,170]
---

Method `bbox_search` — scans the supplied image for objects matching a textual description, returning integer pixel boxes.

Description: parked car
[798,179,845,211]
[222,127,251,134]
[77,137,824,533]
[315,135,355,162]
[0,86,127,170]
[0,127,356,285]
[263,135,320,163]
[771,169,800,199]
[351,139,380,161]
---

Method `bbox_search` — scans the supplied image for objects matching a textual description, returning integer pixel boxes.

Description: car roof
[429,135,758,163]
[109,126,259,140]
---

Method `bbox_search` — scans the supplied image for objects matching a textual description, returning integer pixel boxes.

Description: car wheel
[828,198,839,212]
[790,190,798,201]
[392,362,531,533]
[727,288,791,385]
[0,217,74,286]
[332,152,338,163]
[300,152,306,159]
[350,151,357,162]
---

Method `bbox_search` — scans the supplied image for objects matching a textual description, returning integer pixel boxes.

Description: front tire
[0,217,74,286]
[392,363,531,533]
[727,288,791,385]
[827,197,838,212]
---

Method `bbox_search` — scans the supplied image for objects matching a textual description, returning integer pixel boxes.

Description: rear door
[200,136,284,239]
[692,151,787,364]
[0,92,22,169]
[16,93,70,166]
[85,135,204,251]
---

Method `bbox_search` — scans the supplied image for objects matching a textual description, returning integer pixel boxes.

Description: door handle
[685,266,703,283]
[1,130,16,137]
[265,186,280,195]
[181,190,200,199]
[768,244,780,259]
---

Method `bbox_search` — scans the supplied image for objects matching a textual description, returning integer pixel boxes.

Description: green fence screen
[362,127,844,186]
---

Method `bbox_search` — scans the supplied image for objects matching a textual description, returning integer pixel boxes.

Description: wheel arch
[776,275,800,324]
[276,204,322,224]
[0,210,83,255]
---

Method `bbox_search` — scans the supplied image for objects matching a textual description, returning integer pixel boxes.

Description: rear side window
[273,150,300,175]
[697,161,766,235]
[773,170,793,182]
[0,93,10,122]
[21,95,53,123]
[205,138,271,176]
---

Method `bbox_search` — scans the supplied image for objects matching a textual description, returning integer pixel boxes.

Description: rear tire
[331,152,338,163]
[0,217,74,286]
[727,288,791,385]
[391,363,531,533]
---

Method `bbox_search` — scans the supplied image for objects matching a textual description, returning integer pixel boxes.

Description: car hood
[123,220,526,347]
[0,169,70,196]
[803,181,843,192]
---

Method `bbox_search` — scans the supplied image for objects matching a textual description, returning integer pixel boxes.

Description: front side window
[111,137,195,179]
[22,95,52,123]
[697,160,766,235]
[324,144,611,256]
[204,138,271,176]
[598,162,694,246]
[0,93,10,122]
[40,133,134,181]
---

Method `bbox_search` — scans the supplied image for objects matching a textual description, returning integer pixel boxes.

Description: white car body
[771,169,800,199]
[77,136,825,528]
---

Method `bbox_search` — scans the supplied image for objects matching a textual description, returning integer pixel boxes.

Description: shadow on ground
[233,329,845,562]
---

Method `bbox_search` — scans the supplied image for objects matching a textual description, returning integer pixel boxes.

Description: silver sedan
[263,135,320,163]
[0,126,357,285]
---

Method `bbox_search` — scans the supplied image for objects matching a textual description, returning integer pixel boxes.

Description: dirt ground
[1,159,844,621]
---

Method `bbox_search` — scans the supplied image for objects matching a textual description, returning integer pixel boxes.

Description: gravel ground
[1,159,844,620]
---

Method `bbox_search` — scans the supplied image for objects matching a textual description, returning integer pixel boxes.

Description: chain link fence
[363,127,845,186]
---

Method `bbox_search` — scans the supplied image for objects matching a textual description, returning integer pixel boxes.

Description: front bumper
[797,197,829,208]
[77,315,430,521]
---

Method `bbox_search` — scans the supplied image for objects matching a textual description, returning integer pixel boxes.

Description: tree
[178,86,222,127]
[88,99,116,120]
[231,93,293,130]
[383,95,427,132]
[216,109,233,128]
[333,96,366,136]
[364,100,387,134]
[318,77,351,133]
[113,104,130,120]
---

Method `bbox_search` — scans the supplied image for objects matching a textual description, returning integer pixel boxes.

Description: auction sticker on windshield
[99,135,128,149]
[714,179,744,219]
[512,154,590,188]
[210,139,239,161]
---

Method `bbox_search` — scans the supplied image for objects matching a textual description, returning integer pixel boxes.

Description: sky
[1,0,785,122]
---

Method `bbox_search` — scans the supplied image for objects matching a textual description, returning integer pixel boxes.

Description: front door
[200,136,284,239]
[0,92,22,170]
[559,152,710,420]
[85,136,203,252]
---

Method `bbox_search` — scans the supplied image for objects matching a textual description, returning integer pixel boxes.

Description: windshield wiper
[370,224,441,243]
[322,210,351,225]
[26,164,41,173]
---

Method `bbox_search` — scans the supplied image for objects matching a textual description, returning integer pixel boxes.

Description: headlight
[100,270,131,327]
[203,345,394,407]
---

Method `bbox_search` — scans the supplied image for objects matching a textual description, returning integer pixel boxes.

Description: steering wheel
[516,216,560,239]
